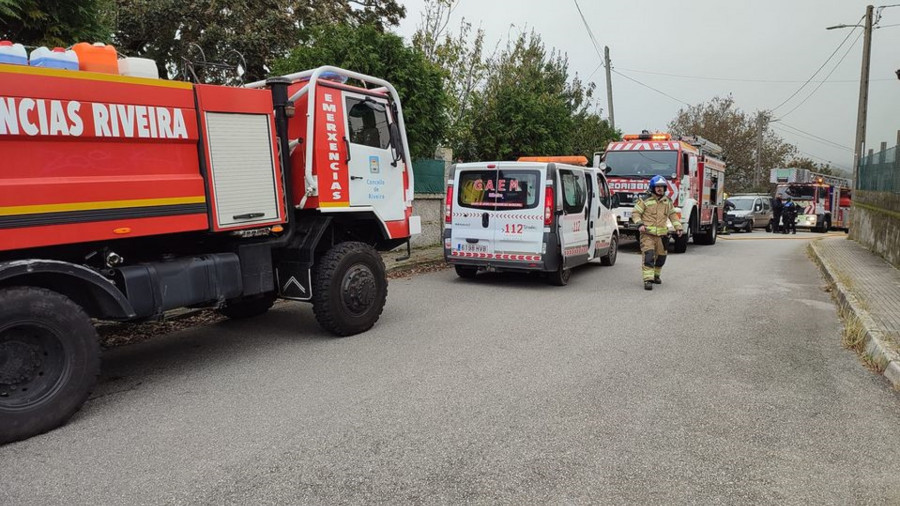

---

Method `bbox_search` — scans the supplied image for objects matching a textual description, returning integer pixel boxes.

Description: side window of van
[596,174,611,208]
[560,170,586,214]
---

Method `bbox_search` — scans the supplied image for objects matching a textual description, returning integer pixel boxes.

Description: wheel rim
[340,263,377,316]
[0,322,69,410]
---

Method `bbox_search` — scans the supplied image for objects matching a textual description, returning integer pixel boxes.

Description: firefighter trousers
[640,233,667,281]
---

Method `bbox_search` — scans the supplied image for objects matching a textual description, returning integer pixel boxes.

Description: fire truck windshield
[604,151,678,177]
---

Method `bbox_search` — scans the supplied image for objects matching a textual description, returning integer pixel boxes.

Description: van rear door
[491,165,544,263]
[450,167,498,260]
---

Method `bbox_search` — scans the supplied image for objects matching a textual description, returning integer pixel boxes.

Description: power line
[770,14,864,113]
[777,121,852,151]
[612,69,691,106]
[776,28,864,120]
[613,66,891,84]
[772,125,852,154]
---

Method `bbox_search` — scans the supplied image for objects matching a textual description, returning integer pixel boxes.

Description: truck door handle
[233,212,265,220]
[351,176,363,180]
[482,213,489,228]
[466,238,479,244]
[343,137,352,162]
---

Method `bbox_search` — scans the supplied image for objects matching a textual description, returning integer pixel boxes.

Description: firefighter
[771,195,784,233]
[782,196,798,234]
[632,175,683,291]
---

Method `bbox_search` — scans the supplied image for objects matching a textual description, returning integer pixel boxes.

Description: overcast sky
[395,0,900,171]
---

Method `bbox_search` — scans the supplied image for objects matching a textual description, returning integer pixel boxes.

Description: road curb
[809,240,900,389]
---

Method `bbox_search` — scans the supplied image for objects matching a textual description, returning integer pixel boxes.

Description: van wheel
[765,222,772,232]
[218,293,276,319]
[548,263,571,286]
[454,265,478,279]
[745,221,753,233]
[312,242,387,336]
[600,235,618,266]
[0,287,100,444]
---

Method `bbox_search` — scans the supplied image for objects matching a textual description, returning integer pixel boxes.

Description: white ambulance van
[443,158,619,285]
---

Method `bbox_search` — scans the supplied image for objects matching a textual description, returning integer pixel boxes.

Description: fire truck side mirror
[388,122,404,166]
[599,162,610,174]
[610,192,620,209]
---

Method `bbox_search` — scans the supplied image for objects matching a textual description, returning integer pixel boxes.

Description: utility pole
[755,112,766,189]
[604,46,615,131]
[852,5,874,191]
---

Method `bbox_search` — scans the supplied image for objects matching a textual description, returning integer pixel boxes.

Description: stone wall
[850,190,900,269]
[410,193,443,248]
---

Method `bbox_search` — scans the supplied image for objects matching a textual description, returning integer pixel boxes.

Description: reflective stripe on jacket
[632,194,682,236]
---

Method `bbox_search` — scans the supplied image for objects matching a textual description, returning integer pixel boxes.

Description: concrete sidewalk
[810,237,900,388]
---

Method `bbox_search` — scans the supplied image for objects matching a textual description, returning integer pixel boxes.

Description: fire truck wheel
[548,262,571,286]
[600,234,618,266]
[0,287,100,444]
[455,265,478,279]
[312,242,387,337]
[218,293,276,320]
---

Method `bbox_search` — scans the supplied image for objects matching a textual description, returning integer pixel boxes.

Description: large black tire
[600,234,618,266]
[547,261,571,286]
[312,242,387,336]
[696,217,718,245]
[218,293,276,320]
[455,265,478,279]
[0,287,100,444]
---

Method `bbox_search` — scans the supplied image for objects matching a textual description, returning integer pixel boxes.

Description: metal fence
[412,159,446,194]
[859,144,899,193]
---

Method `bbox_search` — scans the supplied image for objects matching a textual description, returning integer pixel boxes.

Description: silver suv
[724,195,773,233]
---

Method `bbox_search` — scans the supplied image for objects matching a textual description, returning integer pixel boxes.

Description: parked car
[724,194,773,233]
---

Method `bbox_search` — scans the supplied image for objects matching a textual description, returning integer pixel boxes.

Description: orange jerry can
[72,42,118,74]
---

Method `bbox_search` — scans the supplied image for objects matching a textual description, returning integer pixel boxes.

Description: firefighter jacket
[632,193,682,236]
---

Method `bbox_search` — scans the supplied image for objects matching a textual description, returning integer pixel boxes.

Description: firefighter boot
[644,281,653,291]
[652,255,666,284]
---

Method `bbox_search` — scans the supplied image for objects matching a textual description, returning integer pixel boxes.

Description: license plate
[458,243,487,253]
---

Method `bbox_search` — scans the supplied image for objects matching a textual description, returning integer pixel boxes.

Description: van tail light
[445,185,453,223]
[544,186,554,226]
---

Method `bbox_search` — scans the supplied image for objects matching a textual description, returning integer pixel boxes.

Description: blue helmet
[648,175,668,191]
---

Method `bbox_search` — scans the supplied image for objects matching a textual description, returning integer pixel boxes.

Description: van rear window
[457,170,540,210]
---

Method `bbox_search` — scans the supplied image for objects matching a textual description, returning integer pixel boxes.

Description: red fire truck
[0,63,420,443]
[596,132,726,253]
[770,168,852,231]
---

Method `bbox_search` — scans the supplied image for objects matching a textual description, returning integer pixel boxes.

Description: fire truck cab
[597,132,726,253]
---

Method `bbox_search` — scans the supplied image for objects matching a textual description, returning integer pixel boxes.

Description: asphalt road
[3,232,899,504]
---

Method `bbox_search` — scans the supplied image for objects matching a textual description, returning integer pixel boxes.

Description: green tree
[412,0,488,156]
[458,31,617,162]
[668,96,796,193]
[273,24,447,160]
[0,0,114,47]
[112,0,405,83]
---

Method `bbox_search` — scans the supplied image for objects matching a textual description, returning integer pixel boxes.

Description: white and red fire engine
[595,132,726,253]
[770,168,852,231]
[0,59,420,443]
